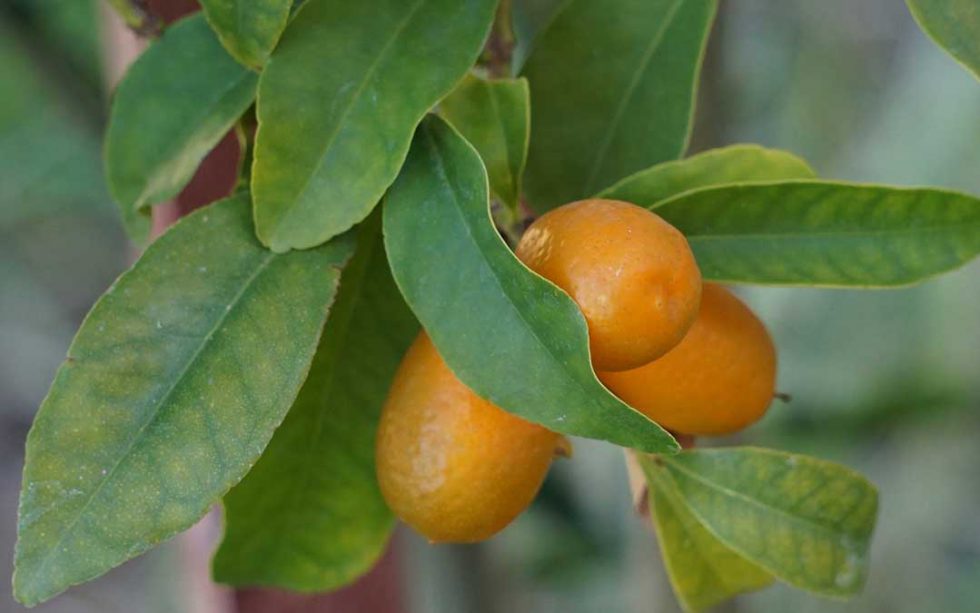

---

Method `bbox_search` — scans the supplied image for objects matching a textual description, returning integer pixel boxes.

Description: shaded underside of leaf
[907,0,980,80]
[644,458,773,612]
[439,73,530,215]
[383,114,677,453]
[252,0,497,252]
[521,0,718,211]
[105,14,257,244]
[199,0,293,68]
[214,212,417,591]
[599,144,815,207]
[652,180,980,286]
[661,448,878,597]
[14,194,354,606]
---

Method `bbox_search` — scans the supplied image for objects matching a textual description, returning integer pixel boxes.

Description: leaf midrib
[270,0,428,236]
[22,250,276,593]
[661,457,865,543]
[581,0,687,195]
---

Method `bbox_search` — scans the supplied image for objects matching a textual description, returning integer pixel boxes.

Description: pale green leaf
[13,194,354,606]
[199,0,292,68]
[384,115,677,453]
[439,73,530,215]
[105,14,258,244]
[521,0,718,211]
[213,213,417,591]
[652,181,980,286]
[599,144,815,206]
[907,0,980,80]
[661,448,878,597]
[644,458,773,612]
[252,0,497,252]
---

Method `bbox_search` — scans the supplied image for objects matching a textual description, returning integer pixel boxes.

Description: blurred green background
[0,0,977,611]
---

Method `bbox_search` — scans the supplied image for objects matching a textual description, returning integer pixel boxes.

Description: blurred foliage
[0,0,978,612]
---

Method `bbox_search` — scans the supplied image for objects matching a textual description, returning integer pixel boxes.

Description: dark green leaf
[252,0,497,252]
[511,0,564,72]
[105,14,257,244]
[14,194,354,606]
[521,0,718,211]
[652,181,980,286]
[439,74,530,216]
[384,115,677,453]
[199,0,292,68]
[214,213,417,591]
[660,448,878,597]
[907,0,980,80]
[644,457,773,612]
[599,144,815,206]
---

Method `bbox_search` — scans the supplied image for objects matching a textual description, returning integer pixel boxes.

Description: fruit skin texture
[598,284,776,436]
[376,333,561,543]
[515,199,702,372]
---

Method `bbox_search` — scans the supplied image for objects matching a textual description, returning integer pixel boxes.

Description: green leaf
[14,194,354,607]
[659,448,878,597]
[651,181,980,287]
[384,115,677,454]
[907,0,980,80]
[644,458,773,612]
[599,144,815,206]
[105,14,258,244]
[199,0,292,68]
[521,0,718,211]
[213,213,417,591]
[252,0,498,252]
[511,0,564,72]
[439,73,530,216]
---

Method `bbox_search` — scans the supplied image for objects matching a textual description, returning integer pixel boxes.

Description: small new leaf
[105,14,257,243]
[199,0,292,68]
[384,115,678,453]
[14,194,354,606]
[659,448,878,597]
[652,181,980,286]
[440,74,530,216]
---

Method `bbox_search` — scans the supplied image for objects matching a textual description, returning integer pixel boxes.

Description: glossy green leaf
[214,214,417,591]
[252,0,497,252]
[599,144,815,206]
[384,115,677,453]
[907,0,980,80]
[14,194,354,607]
[199,0,292,68]
[439,74,530,215]
[660,448,878,597]
[644,458,773,612]
[521,0,718,211]
[652,181,980,286]
[105,14,258,244]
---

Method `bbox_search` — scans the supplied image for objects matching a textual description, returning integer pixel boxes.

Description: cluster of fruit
[375,199,777,543]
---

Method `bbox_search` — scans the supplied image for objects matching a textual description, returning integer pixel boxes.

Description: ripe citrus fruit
[515,198,701,371]
[598,283,776,436]
[376,332,566,543]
